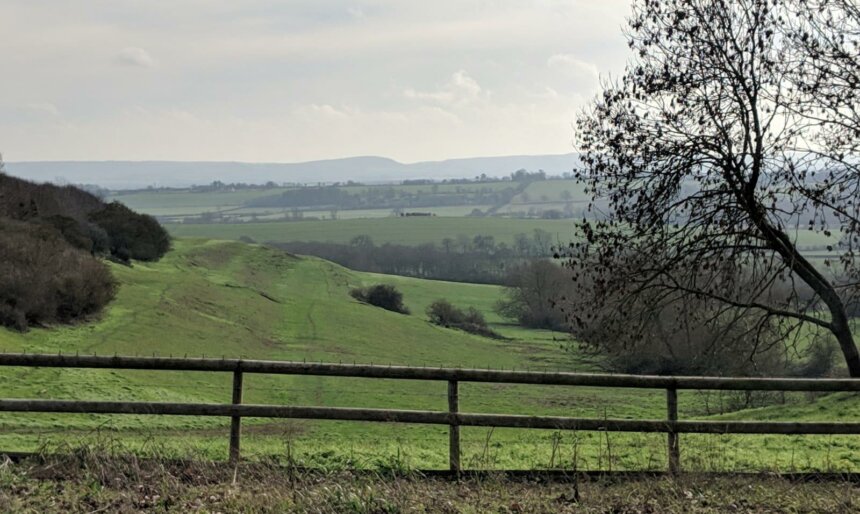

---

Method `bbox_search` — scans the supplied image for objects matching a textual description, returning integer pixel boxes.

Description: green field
[339,181,514,195]
[109,179,597,224]
[110,188,297,213]
[165,217,577,246]
[113,182,847,256]
[0,239,858,471]
[513,179,589,203]
[109,180,521,222]
[165,217,842,259]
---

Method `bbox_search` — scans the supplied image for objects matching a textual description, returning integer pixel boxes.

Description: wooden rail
[0,353,858,472]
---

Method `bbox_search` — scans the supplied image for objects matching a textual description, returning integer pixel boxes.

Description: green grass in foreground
[0,239,858,471]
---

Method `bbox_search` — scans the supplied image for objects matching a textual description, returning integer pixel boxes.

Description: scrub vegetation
[0,161,170,330]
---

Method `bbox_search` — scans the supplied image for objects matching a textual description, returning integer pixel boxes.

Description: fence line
[0,353,857,473]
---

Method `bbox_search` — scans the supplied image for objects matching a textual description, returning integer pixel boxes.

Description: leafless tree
[787,0,860,306]
[568,0,860,375]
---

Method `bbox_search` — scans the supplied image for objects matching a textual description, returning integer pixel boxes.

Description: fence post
[666,387,680,474]
[229,367,244,464]
[448,380,460,475]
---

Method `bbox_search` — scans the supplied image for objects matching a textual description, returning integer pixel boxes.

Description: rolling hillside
[0,240,857,470]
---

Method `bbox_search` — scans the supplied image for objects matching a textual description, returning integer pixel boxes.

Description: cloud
[114,47,156,68]
[547,53,600,91]
[23,102,61,117]
[404,70,483,106]
[0,1,632,161]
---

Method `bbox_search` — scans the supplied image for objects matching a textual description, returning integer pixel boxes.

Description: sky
[0,1,631,163]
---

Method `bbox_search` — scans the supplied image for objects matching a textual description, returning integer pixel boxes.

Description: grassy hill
[0,239,857,471]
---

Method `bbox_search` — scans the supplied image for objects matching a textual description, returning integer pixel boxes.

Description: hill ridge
[5,153,579,189]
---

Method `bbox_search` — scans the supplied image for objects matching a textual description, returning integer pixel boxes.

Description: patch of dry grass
[0,450,856,513]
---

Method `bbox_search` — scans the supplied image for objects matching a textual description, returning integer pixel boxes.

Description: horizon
[3,151,580,189]
[5,150,578,166]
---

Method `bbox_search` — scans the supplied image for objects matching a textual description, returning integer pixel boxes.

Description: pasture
[165,217,578,246]
[109,178,595,224]
[109,180,519,221]
[0,239,858,471]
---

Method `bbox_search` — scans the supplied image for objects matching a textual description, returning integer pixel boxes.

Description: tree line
[271,230,557,284]
[245,184,522,211]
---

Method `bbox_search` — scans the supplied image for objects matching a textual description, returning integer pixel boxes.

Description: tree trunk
[826,300,860,378]
[754,214,860,377]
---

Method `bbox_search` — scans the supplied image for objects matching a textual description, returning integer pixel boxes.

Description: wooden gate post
[666,387,680,474]
[448,380,460,475]
[229,368,244,464]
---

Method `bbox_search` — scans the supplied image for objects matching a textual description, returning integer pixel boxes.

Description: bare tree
[787,0,860,287]
[569,0,860,375]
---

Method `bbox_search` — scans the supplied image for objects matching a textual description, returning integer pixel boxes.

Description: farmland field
[109,180,520,221]
[165,217,579,246]
[108,178,598,225]
[0,239,858,471]
[513,179,589,203]
[110,188,297,213]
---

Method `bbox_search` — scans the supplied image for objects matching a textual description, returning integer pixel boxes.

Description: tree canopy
[569,0,860,375]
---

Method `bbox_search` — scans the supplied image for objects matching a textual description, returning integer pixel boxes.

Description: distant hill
[4,153,579,190]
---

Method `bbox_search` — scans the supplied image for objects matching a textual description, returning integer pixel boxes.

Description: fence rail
[0,353,858,473]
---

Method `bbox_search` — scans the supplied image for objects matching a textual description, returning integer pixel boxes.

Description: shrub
[41,215,94,251]
[495,261,569,330]
[1,173,169,262]
[350,284,410,314]
[89,202,171,262]
[426,299,502,338]
[0,219,117,331]
[558,250,794,376]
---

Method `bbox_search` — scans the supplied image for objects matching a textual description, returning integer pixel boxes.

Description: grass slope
[0,240,857,471]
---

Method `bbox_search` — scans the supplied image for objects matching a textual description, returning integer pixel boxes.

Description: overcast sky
[0,1,631,163]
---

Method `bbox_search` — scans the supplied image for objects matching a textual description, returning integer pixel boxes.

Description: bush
[350,284,410,314]
[426,299,502,338]
[1,173,169,262]
[0,220,117,331]
[89,202,171,262]
[557,250,795,376]
[495,261,569,330]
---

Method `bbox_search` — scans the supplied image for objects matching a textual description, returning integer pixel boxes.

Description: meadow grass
[0,239,857,471]
[165,217,578,246]
[110,188,298,212]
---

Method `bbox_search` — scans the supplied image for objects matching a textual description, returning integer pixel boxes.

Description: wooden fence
[0,353,859,473]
